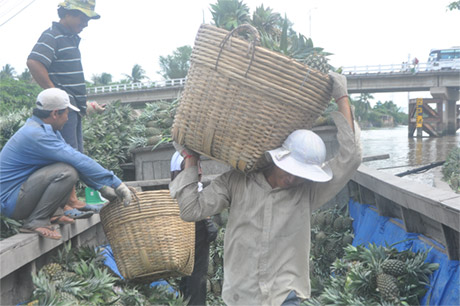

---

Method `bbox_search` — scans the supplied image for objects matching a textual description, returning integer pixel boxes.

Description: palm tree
[18,68,32,82]
[349,93,373,122]
[0,64,16,80]
[210,0,250,31]
[123,64,148,83]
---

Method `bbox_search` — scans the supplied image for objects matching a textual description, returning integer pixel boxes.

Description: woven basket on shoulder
[100,190,195,282]
[172,24,333,173]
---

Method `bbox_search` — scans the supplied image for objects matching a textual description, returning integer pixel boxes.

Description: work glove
[99,183,132,206]
[204,218,218,243]
[173,141,199,159]
[99,186,117,201]
[115,183,132,207]
[328,71,348,102]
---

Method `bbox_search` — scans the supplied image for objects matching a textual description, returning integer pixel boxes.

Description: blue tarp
[349,199,460,306]
[100,244,176,293]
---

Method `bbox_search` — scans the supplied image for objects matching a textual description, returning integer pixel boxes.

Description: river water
[360,126,460,187]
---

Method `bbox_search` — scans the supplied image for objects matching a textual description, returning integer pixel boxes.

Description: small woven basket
[173,24,333,172]
[100,190,195,282]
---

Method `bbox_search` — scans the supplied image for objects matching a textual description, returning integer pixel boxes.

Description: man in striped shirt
[27,0,101,216]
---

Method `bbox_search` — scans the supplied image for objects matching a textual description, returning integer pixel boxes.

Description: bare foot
[20,227,62,240]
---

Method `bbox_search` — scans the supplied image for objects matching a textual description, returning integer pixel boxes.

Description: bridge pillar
[430,87,459,135]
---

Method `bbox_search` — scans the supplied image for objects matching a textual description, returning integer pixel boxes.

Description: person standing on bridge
[27,0,106,219]
[170,72,362,305]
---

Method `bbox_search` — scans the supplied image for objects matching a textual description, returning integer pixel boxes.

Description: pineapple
[52,270,78,282]
[341,234,354,246]
[381,259,406,277]
[41,263,63,279]
[333,216,344,231]
[55,291,80,305]
[376,273,400,302]
[304,52,330,74]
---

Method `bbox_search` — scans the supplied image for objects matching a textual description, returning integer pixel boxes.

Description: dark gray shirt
[28,22,87,113]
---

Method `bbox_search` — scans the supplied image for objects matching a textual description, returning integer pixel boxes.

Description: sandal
[20,227,62,240]
[64,208,94,219]
[79,203,106,213]
[51,215,76,225]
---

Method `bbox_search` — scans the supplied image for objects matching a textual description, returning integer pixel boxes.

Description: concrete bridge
[87,64,460,134]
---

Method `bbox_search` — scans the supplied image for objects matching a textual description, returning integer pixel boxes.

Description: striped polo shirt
[28,22,87,113]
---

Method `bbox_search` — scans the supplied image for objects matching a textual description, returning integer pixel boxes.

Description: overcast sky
[0,0,459,110]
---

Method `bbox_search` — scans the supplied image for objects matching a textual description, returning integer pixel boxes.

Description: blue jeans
[281,291,300,306]
[60,109,83,152]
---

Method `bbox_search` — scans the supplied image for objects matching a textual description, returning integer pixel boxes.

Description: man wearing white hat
[170,72,362,305]
[27,0,104,218]
[0,88,131,240]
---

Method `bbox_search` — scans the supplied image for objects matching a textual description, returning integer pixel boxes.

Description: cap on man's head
[36,88,80,112]
[59,0,100,19]
[266,129,333,182]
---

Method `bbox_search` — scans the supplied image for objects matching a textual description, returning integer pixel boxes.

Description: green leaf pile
[442,147,460,193]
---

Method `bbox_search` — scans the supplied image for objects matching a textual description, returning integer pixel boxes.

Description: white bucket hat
[266,130,333,182]
[36,88,80,112]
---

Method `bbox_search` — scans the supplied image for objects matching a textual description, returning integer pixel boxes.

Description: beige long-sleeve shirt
[170,111,362,306]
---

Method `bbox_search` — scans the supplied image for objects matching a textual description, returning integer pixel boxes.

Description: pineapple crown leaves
[210,0,251,31]
[0,214,22,239]
[31,270,61,305]
[55,241,76,268]
[55,276,88,298]
[251,4,281,36]
[73,245,106,267]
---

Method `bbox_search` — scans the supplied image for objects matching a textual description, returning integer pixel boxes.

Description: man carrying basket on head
[170,72,361,306]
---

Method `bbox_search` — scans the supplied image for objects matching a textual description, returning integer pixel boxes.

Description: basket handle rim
[215,24,260,77]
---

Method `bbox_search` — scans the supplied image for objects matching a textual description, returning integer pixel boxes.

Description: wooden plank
[362,154,390,162]
[0,216,101,279]
[352,165,460,232]
[400,207,426,234]
[442,224,460,261]
[375,194,400,219]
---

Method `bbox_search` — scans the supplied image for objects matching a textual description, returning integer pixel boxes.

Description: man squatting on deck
[169,72,362,306]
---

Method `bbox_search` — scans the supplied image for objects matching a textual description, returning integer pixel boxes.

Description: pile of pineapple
[310,206,355,288]
[129,99,178,150]
[28,242,183,306]
[308,240,439,305]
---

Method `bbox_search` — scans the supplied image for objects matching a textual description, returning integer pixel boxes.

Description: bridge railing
[87,78,186,94]
[87,63,459,95]
[342,62,430,74]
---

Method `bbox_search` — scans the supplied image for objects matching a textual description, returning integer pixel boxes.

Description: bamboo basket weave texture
[173,24,333,173]
[100,190,195,282]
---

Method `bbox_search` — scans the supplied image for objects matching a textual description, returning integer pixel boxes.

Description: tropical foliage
[91,72,113,86]
[158,45,192,79]
[350,94,407,128]
[210,0,332,72]
[447,0,460,10]
[0,64,16,80]
[123,64,148,83]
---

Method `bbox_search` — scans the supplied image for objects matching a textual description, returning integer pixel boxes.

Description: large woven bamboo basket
[172,24,333,172]
[100,190,195,282]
